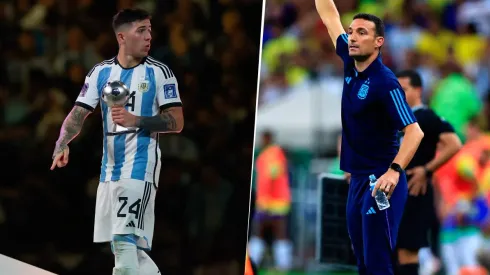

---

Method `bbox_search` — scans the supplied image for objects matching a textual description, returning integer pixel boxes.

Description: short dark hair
[468,114,487,131]
[262,130,274,139]
[396,70,423,88]
[353,13,385,37]
[112,8,151,32]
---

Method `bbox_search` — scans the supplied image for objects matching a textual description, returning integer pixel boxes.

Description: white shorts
[93,179,156,250]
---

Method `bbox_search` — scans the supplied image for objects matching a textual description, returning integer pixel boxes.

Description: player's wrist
[387,168,400,178]
[134,116,142,128]
[53,142,67,158]
[424,166,433,178]
[389,162,403,174]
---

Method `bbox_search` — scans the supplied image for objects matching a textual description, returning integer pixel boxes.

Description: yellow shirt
[416,30,454,64]
[427,0,451,13]
[262,35,308,86]
[453,35,486,66]
[262,35,299,74]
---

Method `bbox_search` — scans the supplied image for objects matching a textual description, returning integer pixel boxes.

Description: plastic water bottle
[369,174,390,210]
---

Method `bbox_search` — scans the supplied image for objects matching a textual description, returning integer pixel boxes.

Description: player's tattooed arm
[52,106,91,158]
[135,106,184,133]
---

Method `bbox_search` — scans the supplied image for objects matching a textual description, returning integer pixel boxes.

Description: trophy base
[106,124,139,136]
[106,129,138,136]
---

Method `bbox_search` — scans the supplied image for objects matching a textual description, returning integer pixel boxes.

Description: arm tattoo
[53,106,91,158]
[136,110,178,133]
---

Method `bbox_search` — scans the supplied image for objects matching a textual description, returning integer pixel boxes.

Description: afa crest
[138,80,149,93]
[357,84,369,100]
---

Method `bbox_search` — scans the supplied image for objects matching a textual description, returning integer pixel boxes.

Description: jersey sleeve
[156,69,183,109]
[433,112,455,134]
[335,33,351,64]
[381,81,417,130]
[75,68,100,112]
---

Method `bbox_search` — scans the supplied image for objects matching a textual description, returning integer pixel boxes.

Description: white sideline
[0,254,57,275]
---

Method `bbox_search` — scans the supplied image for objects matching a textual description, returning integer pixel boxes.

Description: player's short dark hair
[353,13,385,37]
[112,8,151,32]
[262,129,274,140]
[396,70,423,88]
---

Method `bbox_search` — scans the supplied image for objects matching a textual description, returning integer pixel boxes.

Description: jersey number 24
[117,197,141,218]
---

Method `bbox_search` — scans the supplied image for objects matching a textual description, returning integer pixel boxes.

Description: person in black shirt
[395,70,462,275]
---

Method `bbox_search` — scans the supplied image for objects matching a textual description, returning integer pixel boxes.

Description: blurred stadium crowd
[0,0,262,274]
[258,0,490,274]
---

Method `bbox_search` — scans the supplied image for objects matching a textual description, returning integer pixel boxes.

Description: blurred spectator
[386,12,422,69]
[453,23,486,78]
[430,61,482,143]
[415,13,454,66]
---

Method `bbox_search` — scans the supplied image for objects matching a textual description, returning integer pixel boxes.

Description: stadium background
[0,0,263,274]
[254,0,490,274]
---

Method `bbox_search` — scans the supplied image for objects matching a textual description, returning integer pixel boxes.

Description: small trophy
[102,81,135,135]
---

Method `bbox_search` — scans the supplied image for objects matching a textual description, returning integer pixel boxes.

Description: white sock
[458,233,483,267]
[248,236,266,266]
[418,247,432,264]
[112,241,139,275]
[441,243,460,275]
[419,247,440,275]
[273,239,293,271]
[138,250,160,274]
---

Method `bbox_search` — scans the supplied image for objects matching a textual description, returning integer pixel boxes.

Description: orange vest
[244,251,254,275]
[480,163,490,204]
[435,135,490,207]
[255,144,291,214]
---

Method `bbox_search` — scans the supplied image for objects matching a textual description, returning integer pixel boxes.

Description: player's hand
[372,169,400,199]
[406,166,427,196]
[51,146,69,170]
[112,106,137,127]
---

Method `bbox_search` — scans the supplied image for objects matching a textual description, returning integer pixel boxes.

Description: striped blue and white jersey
[75,56,182,185]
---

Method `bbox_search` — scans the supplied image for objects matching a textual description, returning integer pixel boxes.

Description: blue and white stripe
[111,68,134,181]
[340,33,349,43]
[81,56,181,185]
[389,88,414,126]
[98,66,113,181]
[130,66,157,181]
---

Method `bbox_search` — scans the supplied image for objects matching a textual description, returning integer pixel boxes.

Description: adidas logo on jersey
[366,207,376,215]
[126,221,136,227]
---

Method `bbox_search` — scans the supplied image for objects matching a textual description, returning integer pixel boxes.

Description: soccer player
[395,70,462,275]
[50,9,184,275]
[435,117,490,275]
[248,130,292,271]
[315,1,424,274]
